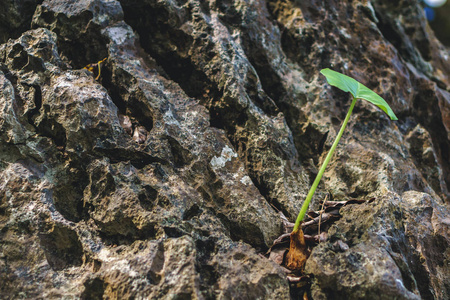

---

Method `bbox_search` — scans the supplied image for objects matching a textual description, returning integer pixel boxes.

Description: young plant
[286,68,398,270]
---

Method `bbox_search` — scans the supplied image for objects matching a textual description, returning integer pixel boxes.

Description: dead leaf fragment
[133,126,148,143]
[269,247,287,265]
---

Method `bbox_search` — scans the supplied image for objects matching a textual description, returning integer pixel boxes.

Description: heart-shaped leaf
[320,68,398,120]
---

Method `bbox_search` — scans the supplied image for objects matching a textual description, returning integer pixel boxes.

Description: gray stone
[306,191,449,299]
[0,0,449,299]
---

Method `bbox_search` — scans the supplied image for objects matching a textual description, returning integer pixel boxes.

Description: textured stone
[0,0,449,299]
[0,0,41,44]
[305,192,449,299]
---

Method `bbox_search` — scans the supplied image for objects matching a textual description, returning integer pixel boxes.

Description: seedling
[286,68,398,270]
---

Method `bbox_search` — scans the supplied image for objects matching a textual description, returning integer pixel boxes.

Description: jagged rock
[305,191,449,299]
[0,0,41,44]
[0,0,449,299]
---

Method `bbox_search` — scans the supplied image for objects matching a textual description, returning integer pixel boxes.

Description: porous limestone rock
[305,192,449,299]
[0,0,449,299]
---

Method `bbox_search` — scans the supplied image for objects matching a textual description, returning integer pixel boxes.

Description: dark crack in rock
[0,0,41,44]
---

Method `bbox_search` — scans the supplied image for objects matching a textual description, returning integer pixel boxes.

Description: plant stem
[293,96,358,232]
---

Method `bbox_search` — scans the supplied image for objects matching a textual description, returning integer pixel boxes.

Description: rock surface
[0,0,449,299]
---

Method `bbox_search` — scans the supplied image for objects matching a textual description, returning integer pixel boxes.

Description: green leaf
[320,68,398,121]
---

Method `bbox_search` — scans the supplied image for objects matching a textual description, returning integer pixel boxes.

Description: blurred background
[423,0,450,46]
